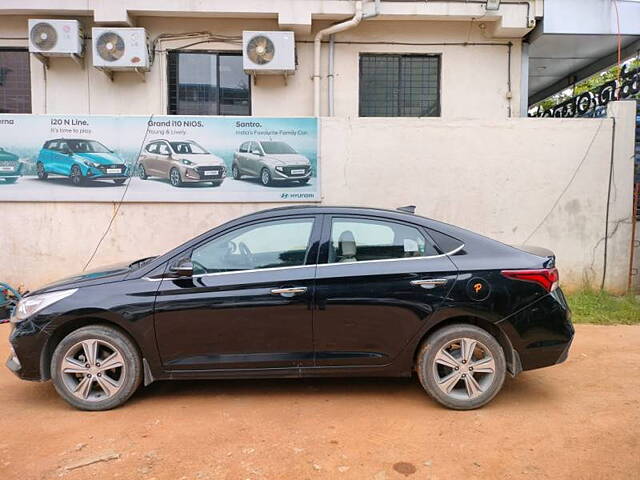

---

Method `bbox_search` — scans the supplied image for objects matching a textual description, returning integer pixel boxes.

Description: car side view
[137,139,226,187]
[36,139,128,186]
[232,140,312,186]
[0,147,23,184]
[6,206,573,411]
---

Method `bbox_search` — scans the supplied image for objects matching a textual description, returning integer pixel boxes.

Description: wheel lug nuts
[454,367,459,371]
[85,364,90,368]
[462,374,466,378]
[96,363,100,367]
[87,374,92,378]
[97,373,102,377]
[462,360,467,364]
[469,367,473,371]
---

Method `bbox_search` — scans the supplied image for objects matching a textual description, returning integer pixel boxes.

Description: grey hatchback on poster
[232,140,312,186]
[137,139,226,187]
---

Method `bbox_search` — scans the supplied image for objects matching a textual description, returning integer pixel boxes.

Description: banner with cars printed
[0,115,319,202]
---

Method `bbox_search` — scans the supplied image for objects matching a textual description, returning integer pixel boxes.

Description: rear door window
[328,217,438,263]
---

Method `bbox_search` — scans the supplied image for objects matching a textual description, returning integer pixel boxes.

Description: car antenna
[397,205,416,214]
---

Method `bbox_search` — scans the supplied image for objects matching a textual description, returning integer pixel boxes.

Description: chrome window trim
[141,244,463,281]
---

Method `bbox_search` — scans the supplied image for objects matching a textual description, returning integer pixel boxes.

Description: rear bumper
[499,288,574,372]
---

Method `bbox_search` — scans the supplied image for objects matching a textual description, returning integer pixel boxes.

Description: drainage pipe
[327,0,379,116]
[313,0,363,117]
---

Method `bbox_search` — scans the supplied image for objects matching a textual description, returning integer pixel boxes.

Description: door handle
[271,286,308,297]
[410,278,448,289]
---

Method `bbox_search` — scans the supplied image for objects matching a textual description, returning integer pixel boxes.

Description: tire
[169,167,182,187]
[36,162,48,180]
[138,164,148,180]
[70,165,84,186]
[113,178,126,185]
[50,325,142,411]
[260,168,272,186]
[4,177,17,184]
[232,164,241,180]
[416,324,506,410]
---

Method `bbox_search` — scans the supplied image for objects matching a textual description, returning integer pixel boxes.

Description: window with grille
[0,48,31,114]
[359,54,440,117]
[167,51,251,116]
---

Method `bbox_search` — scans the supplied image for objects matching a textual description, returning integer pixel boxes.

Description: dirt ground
[1,324,639,480]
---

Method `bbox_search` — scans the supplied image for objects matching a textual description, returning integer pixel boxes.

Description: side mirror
[170,259,193,277]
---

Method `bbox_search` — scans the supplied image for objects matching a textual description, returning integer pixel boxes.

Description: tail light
[501,267,559,292]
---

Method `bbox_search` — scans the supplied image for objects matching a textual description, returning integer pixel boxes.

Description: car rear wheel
[70,165,84,186]
[232,164,241,180]
[113,178,126,185]
[260,168,272,186]
[169,168,182,187]
[36,162,48,180]
[138,164,148,180]
[50,325,142,411]
[416,324,506,410]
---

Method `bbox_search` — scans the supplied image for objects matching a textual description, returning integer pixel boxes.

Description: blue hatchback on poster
[36,138,129,186]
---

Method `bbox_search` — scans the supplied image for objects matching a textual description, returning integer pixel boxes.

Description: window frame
[0,47,32,114]
[318,214,450,266]
[166,49,252,116]
[173,215,321,278]
[358,53,441,118]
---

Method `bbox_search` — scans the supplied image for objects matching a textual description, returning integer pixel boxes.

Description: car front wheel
[416,324,506,410]
[36,162,48,180]
[260,168,272,186]
[50,325,142,411]
[232,164,241,180]
[70,165,84,186]
[169,168,182,187]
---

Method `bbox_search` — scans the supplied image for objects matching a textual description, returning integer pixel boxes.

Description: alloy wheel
[432,337,496,401]
[170,168,181,187]
[60,339,126,402]
[261,169,271,186]
[37,162,47,180]
[70,166,82,185]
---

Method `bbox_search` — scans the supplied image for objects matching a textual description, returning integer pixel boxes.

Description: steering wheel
[238,241,254,268]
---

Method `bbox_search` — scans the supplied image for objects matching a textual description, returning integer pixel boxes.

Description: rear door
[313,215,458,367]
[153,215,321,371]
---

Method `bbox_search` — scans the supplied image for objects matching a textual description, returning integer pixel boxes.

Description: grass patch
[566,290,640,325]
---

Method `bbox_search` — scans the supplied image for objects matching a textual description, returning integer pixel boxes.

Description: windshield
[170,141,208,154]
[67,140,112,153]
[260,141,297,155]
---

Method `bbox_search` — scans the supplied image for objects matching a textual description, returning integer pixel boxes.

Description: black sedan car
[7,206,573,411]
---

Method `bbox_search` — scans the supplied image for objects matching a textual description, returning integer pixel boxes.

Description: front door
[313,215,458,367]
[154,216,320,371]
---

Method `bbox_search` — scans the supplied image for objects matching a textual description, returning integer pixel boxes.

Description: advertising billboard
[0,114,319,202]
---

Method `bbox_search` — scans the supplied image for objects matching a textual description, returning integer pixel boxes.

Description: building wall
[1,15,522,118]
[2,103,636,292]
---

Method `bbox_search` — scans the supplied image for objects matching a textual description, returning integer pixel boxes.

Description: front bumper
[83,164,129,180]
[0,163,23,177]
[272,166,312,181]
[499,288,574,372]
[6,321,48,381]
[182,165,226,183]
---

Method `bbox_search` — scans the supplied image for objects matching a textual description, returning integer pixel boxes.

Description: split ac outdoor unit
[92,27,151,71]
[28,19,84,57]
[243,31,295,75]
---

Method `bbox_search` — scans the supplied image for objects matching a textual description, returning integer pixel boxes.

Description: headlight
[275,166,284,172]
[181,159,195,166]
[11,288,77,324]
[83,161,101,169]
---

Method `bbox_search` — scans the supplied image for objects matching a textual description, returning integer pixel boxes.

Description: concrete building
[0,0,638,292]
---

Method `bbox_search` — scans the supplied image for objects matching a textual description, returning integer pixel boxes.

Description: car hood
[0,150,19,162]
[73,152,122,165]
[263,154,310,166]
[177,153,225,166]
[33,259,140,295]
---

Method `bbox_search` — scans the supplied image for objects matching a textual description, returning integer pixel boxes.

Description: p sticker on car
[466,277,491,301]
